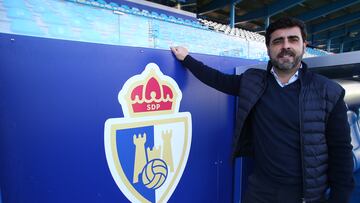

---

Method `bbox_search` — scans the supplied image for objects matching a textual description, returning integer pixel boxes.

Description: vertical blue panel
[0,33,260,202]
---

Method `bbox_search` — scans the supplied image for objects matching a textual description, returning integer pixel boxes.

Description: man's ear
[304,41,308,47]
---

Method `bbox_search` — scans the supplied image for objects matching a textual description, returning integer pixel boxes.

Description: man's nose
[281,39,291,49]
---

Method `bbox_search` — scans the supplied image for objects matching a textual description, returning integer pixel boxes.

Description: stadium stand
[0,0,330,60]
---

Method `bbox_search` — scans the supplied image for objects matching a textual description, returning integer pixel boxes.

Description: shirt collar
[270,64,302,88]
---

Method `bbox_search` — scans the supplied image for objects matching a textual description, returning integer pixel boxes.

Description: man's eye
[272,40,281,44]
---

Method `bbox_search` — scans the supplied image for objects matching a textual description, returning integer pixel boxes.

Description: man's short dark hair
[265,17,307,46]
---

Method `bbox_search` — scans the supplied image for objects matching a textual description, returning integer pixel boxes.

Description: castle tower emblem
[104,63,192,203]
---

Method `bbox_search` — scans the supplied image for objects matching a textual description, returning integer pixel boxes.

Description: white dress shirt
[270,65,302,87]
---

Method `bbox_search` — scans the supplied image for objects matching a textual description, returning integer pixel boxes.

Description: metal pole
[340,42,344,53]
[265,16,270,29]
[230,2,235,28]
[327,39,331,52]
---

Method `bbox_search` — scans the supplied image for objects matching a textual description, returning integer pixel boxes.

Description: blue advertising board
[0,33,260,202]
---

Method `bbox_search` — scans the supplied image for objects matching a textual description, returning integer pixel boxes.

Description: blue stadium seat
[160,13,169,21]
[131,7,141,15]
[348,111,360,172]
[196,23,204,29]
[184,19,192,26]
[191,20,201,27]
[168,15,177,23]
[141,9,150,17]
[78,0,93,6]
[93,0,107,8]
[120,4,130,10]
[108,2,120,10]
[120,5,131,13]
[151,11,160,19]
[10,19,44,36]
[176,17,184,24]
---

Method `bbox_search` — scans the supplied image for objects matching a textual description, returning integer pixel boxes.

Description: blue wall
[0,33,260,202]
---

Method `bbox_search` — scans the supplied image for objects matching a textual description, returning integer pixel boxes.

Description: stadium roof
[148,0,360,53]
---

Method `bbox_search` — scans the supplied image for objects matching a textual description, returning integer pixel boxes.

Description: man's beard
[271,48,303,71]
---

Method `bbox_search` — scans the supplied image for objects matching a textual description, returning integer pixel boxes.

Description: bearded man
[170,17,354,203]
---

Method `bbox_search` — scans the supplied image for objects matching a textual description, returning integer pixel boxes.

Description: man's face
[267,26,306,71]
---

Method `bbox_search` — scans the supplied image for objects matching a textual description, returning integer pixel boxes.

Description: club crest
[104,63,192,203]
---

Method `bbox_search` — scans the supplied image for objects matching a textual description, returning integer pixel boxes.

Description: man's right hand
[170,46,189,61]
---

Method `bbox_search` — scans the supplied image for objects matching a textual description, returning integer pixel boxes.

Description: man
[170,17,354,203]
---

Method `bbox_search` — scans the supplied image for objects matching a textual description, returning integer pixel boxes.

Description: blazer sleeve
[181,55,242,96]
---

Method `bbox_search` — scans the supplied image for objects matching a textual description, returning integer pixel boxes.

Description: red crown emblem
[130,77,174,113]
[118,63,181,117]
